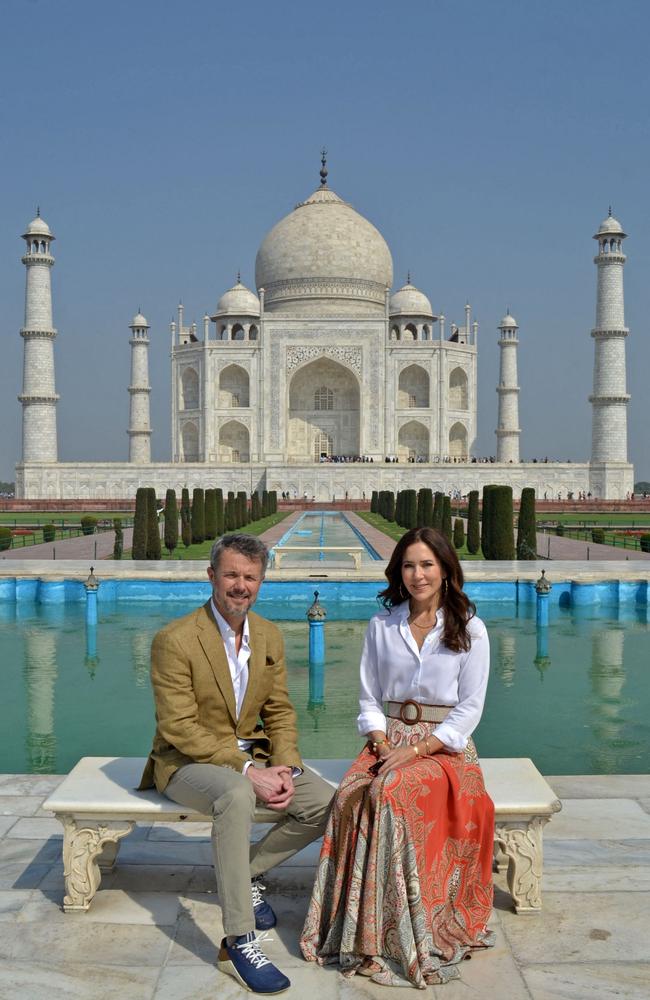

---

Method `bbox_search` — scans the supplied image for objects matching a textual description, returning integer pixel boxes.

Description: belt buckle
[399,700,422,725]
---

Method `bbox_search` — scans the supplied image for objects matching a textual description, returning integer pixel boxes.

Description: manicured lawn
[0,512,132,526]
[356,512,484,560]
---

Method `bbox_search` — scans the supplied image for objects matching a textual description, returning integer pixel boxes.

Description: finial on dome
[237,269,241,284]
[36,205,40,217]
[608,205,612,217]
[407,271,411,285]
[320,147,328,187]
[506,304,510,314]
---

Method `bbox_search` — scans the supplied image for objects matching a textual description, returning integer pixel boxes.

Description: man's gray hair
[209,534,269,576]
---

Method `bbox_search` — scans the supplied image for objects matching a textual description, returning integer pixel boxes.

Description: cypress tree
[191,488,205,543]
[164,489,179,555]
[466,490,480,555]
[262,490,269,517]
[225,496,235,531]
[432,491,444,530]
[146,487,161,560]
[112,518,123,560]
[251,492,261,521]
[215,488,224,535]
[492,485,515,560]
[204,489,217,539]
[237,491,248,527]
[481,484,496,558]
[181,487,192,548]
[453,517,465,550]
[403,489,416,529]
[132,487,148,559]
[417,488,433,528]
[370,490,378,514]
[385,491,395,521]
[394,490,402,526]
[269,490,277,514]
[441,495,452,540]
[517,488,537,559]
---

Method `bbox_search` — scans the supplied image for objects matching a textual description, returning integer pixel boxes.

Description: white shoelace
[236,932,273,969]
[251,879,267,908]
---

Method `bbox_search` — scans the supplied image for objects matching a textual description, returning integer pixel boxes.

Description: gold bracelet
[371,738,388,751]
[413,744,420,757]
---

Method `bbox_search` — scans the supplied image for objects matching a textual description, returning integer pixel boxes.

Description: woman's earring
[399,582,408,600]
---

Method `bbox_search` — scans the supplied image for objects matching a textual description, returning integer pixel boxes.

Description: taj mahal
[15,157,634,500]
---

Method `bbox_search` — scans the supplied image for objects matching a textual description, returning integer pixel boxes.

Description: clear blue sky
[1,0,649,482]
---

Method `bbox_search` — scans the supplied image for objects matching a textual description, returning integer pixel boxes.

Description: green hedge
[164,489,178,555]
[0,526,12,551]
[43,523,56,543]
[517,488,537,559]
[466,490,480,554]
[80,515,97,536]
[132,488,148,559]
[453,518,465,550]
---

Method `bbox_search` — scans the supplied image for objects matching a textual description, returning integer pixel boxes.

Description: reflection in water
[132,631,154,688]
[534,625,551,679]
[85,622,99,677]
[23,627,58,773]
[496,634,516,687]
[589,629,626,773]
[307,659,326,729]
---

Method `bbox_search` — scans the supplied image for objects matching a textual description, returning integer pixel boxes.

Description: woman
[300,527,495,988]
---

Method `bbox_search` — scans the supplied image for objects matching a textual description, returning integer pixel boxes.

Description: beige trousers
[165,762,333,936]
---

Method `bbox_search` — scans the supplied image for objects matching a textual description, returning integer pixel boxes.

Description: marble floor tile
[546,774,650,799]
[638,798,650,816]
[499,891,650,963]
[0,889,31,921]
[147,821,212,841]
[542,864,650,892]
[0,960,158,1000]
[545,838,650,866]
[0,795,44,817]
[0,836,62,865]
[101,862,195,892]
[0,861,52,890]
[1,919,172,965]
[165,905,223,966]
[0,774,63,796]
[5,816,64,839]
[154,963,260,1000]
[545,799,650,840]
[117,839,214,866]
[0,816,18,837]
[18,888,182,925]
[522,961,650,1000]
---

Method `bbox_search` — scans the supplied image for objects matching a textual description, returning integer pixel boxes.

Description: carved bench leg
[98,839,121,872]
[493,839,508,873]
[494,817,549,915]
[60,816,134,912]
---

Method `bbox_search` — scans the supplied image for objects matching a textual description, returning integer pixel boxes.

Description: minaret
[19,210,59,463]
[127,310,152,463]
[590,210,629,463]
[496,310,520,463]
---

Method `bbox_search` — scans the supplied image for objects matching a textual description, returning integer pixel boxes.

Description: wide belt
[385,701,450,725]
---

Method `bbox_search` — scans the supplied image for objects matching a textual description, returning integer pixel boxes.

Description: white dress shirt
[357,602,490,752]
[211,600,254,755]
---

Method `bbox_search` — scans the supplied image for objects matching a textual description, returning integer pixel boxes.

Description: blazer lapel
[239,614,266,721]
[196,601,238,723]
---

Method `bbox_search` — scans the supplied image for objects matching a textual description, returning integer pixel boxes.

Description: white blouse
[357,602,490,752]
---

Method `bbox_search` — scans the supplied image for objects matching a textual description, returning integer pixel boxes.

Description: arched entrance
[288,358,360,460]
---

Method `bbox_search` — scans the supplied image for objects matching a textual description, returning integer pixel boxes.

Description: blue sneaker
[218,932,290,994]
[252,877,277,930]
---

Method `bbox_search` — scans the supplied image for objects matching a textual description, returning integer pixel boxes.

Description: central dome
[255,185,393,316]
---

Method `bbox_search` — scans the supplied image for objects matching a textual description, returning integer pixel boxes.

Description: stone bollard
[535,569,551,628]
[84,566,99,626]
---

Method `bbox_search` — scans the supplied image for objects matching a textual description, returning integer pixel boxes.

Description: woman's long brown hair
[378,526,475,652]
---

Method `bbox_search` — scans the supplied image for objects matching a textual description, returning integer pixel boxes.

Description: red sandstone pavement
[0,525,134,562]
[534,529,650,561]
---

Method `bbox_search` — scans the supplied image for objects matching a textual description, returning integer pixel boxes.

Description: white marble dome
[389,281,433,317]
[499,312,518,329]
[23,214,53,239]
[214,280,261,317]
[130,311,149,328]
[595,212,625,238]
[255,185,393,316]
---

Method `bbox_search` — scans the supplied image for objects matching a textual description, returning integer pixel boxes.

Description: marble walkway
[0,772,649,999]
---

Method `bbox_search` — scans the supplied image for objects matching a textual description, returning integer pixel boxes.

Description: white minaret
[19,210,59,463]
[495,310,520,463]
[590,210,629,463]
[127,310,152,463]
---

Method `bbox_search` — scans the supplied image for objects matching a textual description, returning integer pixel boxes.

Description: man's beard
[220,593,252,617]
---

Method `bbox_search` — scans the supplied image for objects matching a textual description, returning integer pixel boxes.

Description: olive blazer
[139,601,302,793]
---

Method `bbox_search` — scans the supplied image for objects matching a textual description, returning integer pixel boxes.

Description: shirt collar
[211,598,250,645]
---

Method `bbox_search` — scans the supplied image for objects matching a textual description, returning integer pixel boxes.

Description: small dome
[389,281,433,318]
[23,213,53,240]
[499,311,518,329]
[130,311,149,328]
[214,280,261,317]
[594,211,626,239]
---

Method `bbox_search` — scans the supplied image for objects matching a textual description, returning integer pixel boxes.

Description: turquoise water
[1,599,648,776]
[273,511,381,564]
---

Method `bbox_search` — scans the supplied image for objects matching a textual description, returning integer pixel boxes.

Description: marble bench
[43,755,561,916]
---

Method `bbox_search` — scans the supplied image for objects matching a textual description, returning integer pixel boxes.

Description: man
[139,533,333,994]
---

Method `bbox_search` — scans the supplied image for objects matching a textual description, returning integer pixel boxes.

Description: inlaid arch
[449,367,468,409]
[219,420,249,462]
[449,422,468,460]
[181,367,199,410]
[398,420,429,462]
[398,364,429,408]
[288,357,360,460]
[182,422,199,461]
[219,364,249,407]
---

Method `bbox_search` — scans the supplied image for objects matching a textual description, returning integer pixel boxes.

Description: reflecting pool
[1,599,648,776]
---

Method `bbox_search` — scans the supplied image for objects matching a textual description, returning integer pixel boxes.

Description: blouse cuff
[432,722,467,753]
[357,710,387,737]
